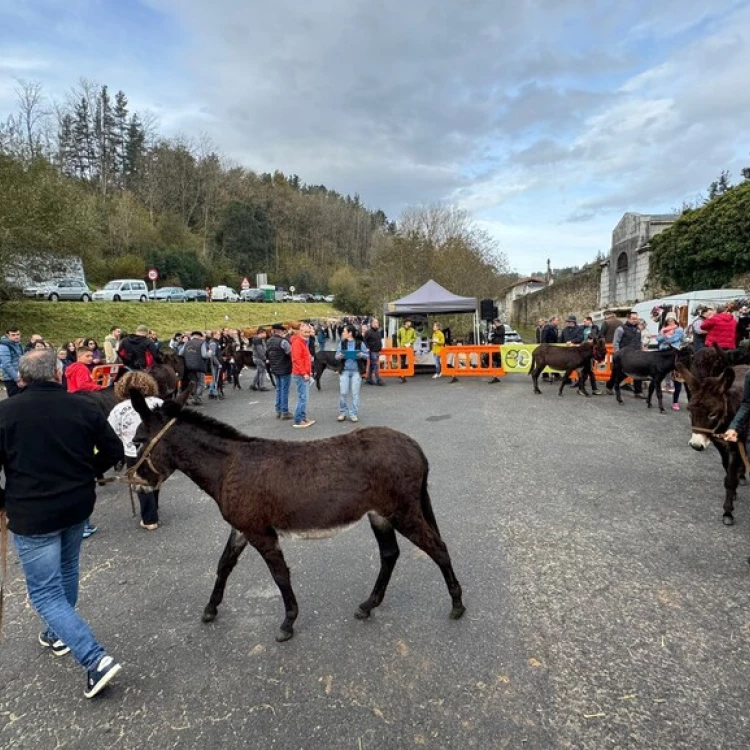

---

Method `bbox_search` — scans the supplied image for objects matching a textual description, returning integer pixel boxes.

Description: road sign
[241,277,250,290]
[147,268,158,281]
[290,285,296,294]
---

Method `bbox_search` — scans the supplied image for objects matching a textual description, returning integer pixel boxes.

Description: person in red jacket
[290,323,315,428]
[65,347,104,393]
[701,305,738,350]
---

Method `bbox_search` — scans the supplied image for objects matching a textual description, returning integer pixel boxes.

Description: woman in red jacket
[700,306,738,350]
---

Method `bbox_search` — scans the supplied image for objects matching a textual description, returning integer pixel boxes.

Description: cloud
[2,0,750,274]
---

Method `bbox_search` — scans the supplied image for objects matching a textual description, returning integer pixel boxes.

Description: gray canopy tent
[383,280,480,346]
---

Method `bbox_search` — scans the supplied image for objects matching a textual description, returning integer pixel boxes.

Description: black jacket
[560,325,584,344]
[541,324,559,344]
[0,382,124,535]
[489,325,506,345]
[119,334,159,370]
[266,335,292,375]
[363,328,384,353]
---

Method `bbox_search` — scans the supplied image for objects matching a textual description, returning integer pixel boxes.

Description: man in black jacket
[0,349,124,698]
[266,323,293,418]
[118,325,160,370]
[363,317,385,385]
[179,331,207,405]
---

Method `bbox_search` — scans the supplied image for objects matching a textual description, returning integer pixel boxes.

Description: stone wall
[511,265,601,326]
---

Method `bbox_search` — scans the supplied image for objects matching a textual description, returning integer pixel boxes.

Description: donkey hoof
[201,608,217,623]
[450,605,466,620]
[276,628,294,642]
[723,515,735,526]
[354,606,371,620]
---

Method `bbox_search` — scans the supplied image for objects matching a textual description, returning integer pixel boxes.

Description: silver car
[23,278,92,302]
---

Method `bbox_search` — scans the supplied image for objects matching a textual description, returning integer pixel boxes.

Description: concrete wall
[511,266,601,326]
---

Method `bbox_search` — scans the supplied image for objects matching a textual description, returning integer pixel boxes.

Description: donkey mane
[162,400,257,443]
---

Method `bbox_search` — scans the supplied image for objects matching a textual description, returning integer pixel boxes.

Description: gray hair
[18,349,62,383]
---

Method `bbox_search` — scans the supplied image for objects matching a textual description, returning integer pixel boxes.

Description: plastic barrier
[378,347,415,378]
[500,343,618,381]
[91,364,123,387]
[440,345,505,381]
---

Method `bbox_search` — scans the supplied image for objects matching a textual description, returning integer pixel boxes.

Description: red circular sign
[147,268,158,281]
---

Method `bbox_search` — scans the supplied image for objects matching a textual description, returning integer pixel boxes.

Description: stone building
[599,212,676,308]
[501,277,546,316]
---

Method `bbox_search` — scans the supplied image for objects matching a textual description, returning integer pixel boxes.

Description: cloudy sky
[1,0,749,275]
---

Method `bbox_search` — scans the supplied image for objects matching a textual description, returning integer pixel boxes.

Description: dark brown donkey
[129,389,465,642]
[530,338,607,397]
[678,364,750,525]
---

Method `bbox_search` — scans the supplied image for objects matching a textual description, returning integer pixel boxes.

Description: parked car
[149,286,187,302]
[92,279,150,302]
[240,288,265,302]
[23,278,92,302]
[504,328,523,343]
[324,294,335,303]
[282,293,294,302]
[210,285,240,302]
[311,293,325,302]
[184,289,208,302]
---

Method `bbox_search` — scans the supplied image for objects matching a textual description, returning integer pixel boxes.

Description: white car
[210,285,240,302]
[92,279,149,302]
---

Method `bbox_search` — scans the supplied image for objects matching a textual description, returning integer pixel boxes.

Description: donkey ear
[675,363,697,392]
[130,388,155,421]
[719,368,736,392]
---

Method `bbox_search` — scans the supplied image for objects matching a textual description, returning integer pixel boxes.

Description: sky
[1,0,749,275]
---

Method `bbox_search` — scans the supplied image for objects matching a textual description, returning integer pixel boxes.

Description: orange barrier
[91,364,123,387]
[593,344,633,383]
[440,345,505,381]
[378,347,415,378]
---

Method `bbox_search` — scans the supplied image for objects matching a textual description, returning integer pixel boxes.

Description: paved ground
[2,370,750,749]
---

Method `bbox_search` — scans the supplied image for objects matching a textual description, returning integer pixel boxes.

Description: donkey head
[680,366,735,451]
[592,337,607,363]
[130,387,191,485]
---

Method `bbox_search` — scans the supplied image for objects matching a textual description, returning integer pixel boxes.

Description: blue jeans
[13,521,105,669]
[434,353,442,375]
[368,352,381,383]
[339,370,362,417]
[275,374,291,414]
[292,375,310,423]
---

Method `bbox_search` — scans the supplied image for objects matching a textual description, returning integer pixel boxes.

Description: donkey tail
[419,469,441,537]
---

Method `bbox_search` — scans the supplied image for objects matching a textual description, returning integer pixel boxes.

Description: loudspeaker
[480,298,495,320]
[492,305,499,320]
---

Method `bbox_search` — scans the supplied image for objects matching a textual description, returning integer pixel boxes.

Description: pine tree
[113,90,128,186]
[123,113,145,189]
[94,85,116,194]
[72,96,94,179]
[56,113,75,177]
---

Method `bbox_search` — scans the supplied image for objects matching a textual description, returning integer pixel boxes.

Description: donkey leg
[203,528,249,622]
[355,513,401,620]
[391,516,465,620]
[248,530,299,642]
[531,367,542,394]
[655,379,665,412]
[558,370,571,396]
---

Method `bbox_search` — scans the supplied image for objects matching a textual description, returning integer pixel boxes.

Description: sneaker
[39,631,70,657]
[293,420,315,429]
[82,524,98,539]
[84,655,122,699]
[350,416,359,422]
[591,390,602,396]
[337,414,346,422]
[281,412,293,420]
[276,412,282,419]
[432,374,439,379]
[672,403,680,411]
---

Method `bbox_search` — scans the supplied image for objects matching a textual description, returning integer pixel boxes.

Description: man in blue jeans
[265,323,292,419]
[0,349,125,698]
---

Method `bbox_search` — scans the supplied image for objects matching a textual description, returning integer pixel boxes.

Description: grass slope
[0,301,339,346]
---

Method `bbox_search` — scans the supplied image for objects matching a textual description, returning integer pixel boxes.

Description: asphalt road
[2,370,750,749]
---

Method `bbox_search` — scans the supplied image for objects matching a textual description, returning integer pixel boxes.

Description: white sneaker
[432,374,439,379]
[350,416,359,422]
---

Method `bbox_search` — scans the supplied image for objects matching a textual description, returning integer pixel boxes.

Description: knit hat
[665,312,677,322]
[566,316,577,323]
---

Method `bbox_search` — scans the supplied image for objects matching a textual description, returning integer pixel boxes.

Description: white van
[210,285,240,302]
[92,279,150,302]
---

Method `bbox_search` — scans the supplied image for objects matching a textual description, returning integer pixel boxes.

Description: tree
[707,170,732,202]
[650,181,750,291]
[215,201,275,276]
